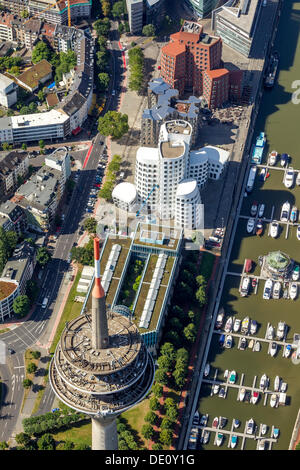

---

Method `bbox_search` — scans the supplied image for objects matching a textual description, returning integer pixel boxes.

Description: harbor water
[197,1,300,450]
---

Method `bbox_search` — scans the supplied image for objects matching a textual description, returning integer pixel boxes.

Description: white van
[42,297,48,309]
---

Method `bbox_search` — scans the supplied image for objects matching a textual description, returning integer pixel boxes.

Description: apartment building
[28,0,91,25]
[0,151,29,199]
[0,12,15,41]
[0,200,28,235]
[145,0,165,30]
[45,146,71,186]
[212,0,263,58]
[203,68,230,109]
[126,0,144,34]
[16,59,52,92]
[0,0,28,17]
[0,74,18,108]
[2,241,36,293]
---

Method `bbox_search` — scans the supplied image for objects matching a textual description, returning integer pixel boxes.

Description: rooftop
[17,59,52,90]
[0,279,18,301]
[112,182,137,204]
[217,0,261,35]
[190,145,230,166]
[176,178,198,197]
[160,140,185,159]
[165,120,192,135]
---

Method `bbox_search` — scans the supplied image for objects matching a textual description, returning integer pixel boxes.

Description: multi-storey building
[160,21,223,98]
[0,74,18,108]
[0,200,28,235]
[0,11,15,41]
[45,146,71,187]
[0,278,19,322]
[187,0,218,18]
[126,0,144,34]
[0,0,28,17]
[0,151,29,200]
[145,0,165,30]
[2,241,36,294]
[16,59,53,92]
[203,68,230,109]
[212,0,263,58]
[27,0,91,25]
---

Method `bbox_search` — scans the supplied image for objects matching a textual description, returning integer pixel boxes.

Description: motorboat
[290,206,298,223]
[252,277,257,288]
[273,281,281,299]
[239,337,247,350]
[258,439,266,450]
[261,424,267,436]
[240,276,250,296]
[256,219,263,236]
[249,339,254,349]
[263,279,273,300]
[280,201,290,222]
[260,374,268,390]
[270,342,277,357]
[284,344,292,358]
[233,318,241,332]
[270,394,278,408]
[259,168,266,181]
[200,413,208,426]
[289,282,298,300]
[283,167,295,188]
[253,341,261,352]
[216,433,223,447]
[273,428,280,439]
[204,363,210,377]
[269,221,279,238]
[193,411,200,425]
[247,217,255,233]
[268,150,277,166]
[241,316,250,333]
[246,418,255,435]
[267,324,275,339]
[250,201,258,216]
[224,316,233,333]
[280,382,287,393]
[229,370,237,384]
[224,369,229,379]
[297,225,300,240]
[212,417,219,428]
[233,419,240,429]
[245,258,253,273]
[215,307,225,329]
[239,388,246,401]
[224,335,233,349]
[212,384,220,395]
[283,288,289,299]
[230,435,238,449]
[274,376,281,392]
[202,430,210,444]
[250,320,258,335]
[292,265,300,281]
[258,203,265,217]
[219,334,225,346]
[219,416,227,429]
[246,166,257,192]
[280,153,289,167]
[251,391,259,404]
[297,171,300,186]
[276,321,285,340]
[218,387,226,399]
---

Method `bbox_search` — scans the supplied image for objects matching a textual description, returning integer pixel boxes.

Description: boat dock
[214,328,290,349]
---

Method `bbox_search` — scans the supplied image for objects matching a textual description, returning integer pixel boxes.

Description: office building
[126,0,143,34]
[203,68,230,109]
[212,0,263,57]
[0,74,18,108]
[0,278,19,322]
[187,0,218,18]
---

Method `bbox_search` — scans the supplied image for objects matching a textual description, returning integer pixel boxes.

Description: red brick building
[203,68,230,109]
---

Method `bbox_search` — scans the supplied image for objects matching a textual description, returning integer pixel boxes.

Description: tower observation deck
[49,238,155,450]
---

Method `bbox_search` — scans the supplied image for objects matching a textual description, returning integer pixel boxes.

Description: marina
[195,1,300,450]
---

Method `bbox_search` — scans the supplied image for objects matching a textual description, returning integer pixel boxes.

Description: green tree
[112,1,125,18]
[141,423,155,441]
[183,323,197,343]
[13,295,30,318]
[188,310,195,321]
[101,0,111,17]
[173,367,186,388]
[23,378,33,389]
[195,286,207,306]
[144,411,157,425]
[36,247,51,266]
[155,368,169,386]
[165,330,180,348]
[152,442,163,450]
[118,22,124,34]
[94,18,111,37]
[149,396,160,411]
[84,217,97,234]
[63,440,74,450]
[37,433,55,450]
[98,72,110,91]
[160,417,174,430]
[32,41,53,64]
[165,406,178,421]
[159,429,173,446]
[39,139,45,149]
[98,111,129,140]
[157,354,173,372]
[2,142,10,151]
[196,274,207,287]
[31,350,41,360]
[152,383,163,398]
[15,432,31,446]
[0,441,9,450]
[160,342,176,361]
[21,10,29,18]
[37,90,45,102]
[22,143,27,150]
[142,24,156,37]
[27,362,37,374]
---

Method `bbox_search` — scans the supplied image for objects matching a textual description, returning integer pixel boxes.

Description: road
[0,21,124,440]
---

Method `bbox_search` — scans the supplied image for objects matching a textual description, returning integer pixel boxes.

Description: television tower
[49,238,154,450]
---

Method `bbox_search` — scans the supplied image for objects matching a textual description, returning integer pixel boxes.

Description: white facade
[45,146,71,185]
[135,147,160,208]
[189,145,229,185]
[0,74,18,108]
[112,182,137,212]
[0,279,19,322]
[175,179,202,230]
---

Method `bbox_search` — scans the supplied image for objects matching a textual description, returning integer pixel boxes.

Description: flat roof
[0,279,18,301]
[112,182,137,204]
[11,109,68,129]
[217,0,261,35]
[17,59,52,90]
[160,141,185,159]
[190,145,230,165]
[136,147,159,164]
[176,178,198,197]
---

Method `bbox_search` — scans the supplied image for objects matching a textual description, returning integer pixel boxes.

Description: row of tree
[128,47,144,93]
[98,153,124,200]
[22,409,85,436]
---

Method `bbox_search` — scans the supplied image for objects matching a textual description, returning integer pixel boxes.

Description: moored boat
[270,394,278,408]
[246,418,255,435]
[212,384,219,395]
[250,320,257,335]
[239,388,246,401]
[296,171,300,186]
[248,339,254,349]
[228,370,237,384]
[292,265,300,281]
[224,316,233,332]
[256,219,263,236]
[253,341,261,352]
[260,373,268,390]
[258,439,266,450]
[259,168,266,181]
[270,342,277,357]
[250,201,258,216]
[268,150,277,166]
[193,411,200,425]
[204,363,210,377]
[261,424,267,436]
[290,206,298,223]
[230,435,238,449]
[280,201,290,222]
[202,430,210,444]
[274,376,281,392]
[280,382,287,393]
[297,225,300,241]
[289,282,298,300]
[273,281,281,299]
[212,417,219,428]
[240,276,250,296]
[246,166,257,193]
[233,318,241,332]
[283,167,295,188]
[276,321,285,340]
[216,432,223,447]
[200,413,208,426]
[269,221,279,238]
[280,153,288,167]
[233,419,240,429]
[252,277,257,288]
[273,427,280,439]
[267,324,274,339]
[239,337,247,350]
[251,391,259,404]
[219,416,227,429]
[258,203,265,217]
[218,387,226,399]
[224,369,229,379]
[263,279,273,300]
[284,344,292,358]
[224,335,233,349]
[215,308,225,329]
[247,217,255,233]
[241,316,250,333]
[219,334,225,346]
[245,258,253,273]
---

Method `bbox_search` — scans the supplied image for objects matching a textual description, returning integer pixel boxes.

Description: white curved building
[0,279,19,322]
[175,179,202,229]
[112,182,137,212]
[189,145,229,186]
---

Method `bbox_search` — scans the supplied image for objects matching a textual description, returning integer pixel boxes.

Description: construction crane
[22,1,68,26]
[67,0,71,27]
[136,185,159,218]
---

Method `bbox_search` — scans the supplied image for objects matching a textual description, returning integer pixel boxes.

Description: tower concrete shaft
[92,417,118,450]
[92,238,109,349]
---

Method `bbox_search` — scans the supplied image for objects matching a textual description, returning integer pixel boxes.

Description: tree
[27,362,37,374]
[157,354,173,372]
[36,247,51,266]
[2,142,10,151]
[118,22,124,34]
[188,310,195,321]
[98,111,129,140]
[98,72,110,91]
[149,396,160,411]
[173,367,186,388]
[31,350,41,360]
[39,139,45,149]
[196,275,207,287]
[159,429,173,446]
[26,280,38,303]
[152,383,163,398]
[160,417,174,430]
[101,0,111,17]
[37,433,55,450]
[94,18,111,37]
[22,143,27,150]
[160,342,176,361]
[13,295,30,318]
[0,441,9,450]
[144,411,157,425]
[165,330,180,348]
[63,440,74,450]
[23,378,33,389]
[15,432,31,446]
[183,323,197,343]
[195,286,207,306]
[37,90,45,102]
[142,24,156,37]
[84,217,97,234]
[165,406,178,421]
[152,442,163,450]
[141,423,155,441]
[164,397,176,410]
[112,1,125,18]
[32,41,53,64]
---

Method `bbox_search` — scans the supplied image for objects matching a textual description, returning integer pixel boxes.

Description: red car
[94,184,101,188]
[158,65,161,70]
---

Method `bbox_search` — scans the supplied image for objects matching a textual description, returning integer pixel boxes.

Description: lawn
[53,420,92,449]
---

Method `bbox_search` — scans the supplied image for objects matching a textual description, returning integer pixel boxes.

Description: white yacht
[268,150,277,166]
[270,394,278,408]
[269,221,279,238]
[233,318,241,332]
[283,167,295,188]
[273,281,281,299]
[263,279,273,300]
[267,325,275,340]
[276,321,285,340]
[296,171,300,186]
[297,225,300,241]
[274,376,281,392]
[289,282,298,300]
[240,276,250,297]
[260,373,269,390]
[269,342,277,357]
[258,203,265,217]
[280,201,290,222]
[292,265,300,281]
[246,418,255,435]
[247,218,255,233]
